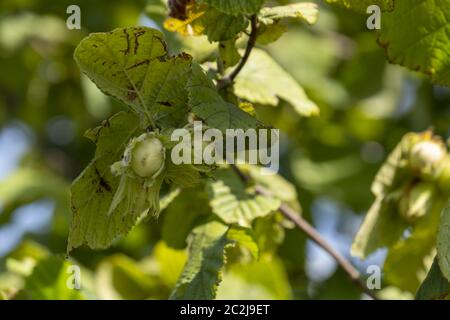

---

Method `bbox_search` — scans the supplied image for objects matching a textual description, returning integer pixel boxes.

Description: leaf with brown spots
[68,111,150,252]
[74,27,193,127]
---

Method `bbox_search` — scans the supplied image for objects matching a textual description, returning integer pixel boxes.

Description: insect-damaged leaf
[68,111,155,252]
[74,27,192,127]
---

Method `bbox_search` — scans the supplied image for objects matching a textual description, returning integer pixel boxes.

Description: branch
[217,15,259,90]
[231,165,379,300]
[215,13,377,299]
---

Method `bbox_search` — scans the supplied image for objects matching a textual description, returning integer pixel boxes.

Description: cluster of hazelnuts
[398,137,449,222]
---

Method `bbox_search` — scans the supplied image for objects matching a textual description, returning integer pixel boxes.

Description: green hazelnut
[409,141,446,171]
[129,133,165,178]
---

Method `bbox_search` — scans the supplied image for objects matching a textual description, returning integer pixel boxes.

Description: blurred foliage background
[0,0,449,300]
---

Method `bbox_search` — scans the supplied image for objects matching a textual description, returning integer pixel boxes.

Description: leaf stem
[231,164,379,300]
[217,15,259,90]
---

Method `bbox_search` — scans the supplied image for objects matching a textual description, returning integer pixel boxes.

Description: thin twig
[217,15,259,90]
[233,165,379,300]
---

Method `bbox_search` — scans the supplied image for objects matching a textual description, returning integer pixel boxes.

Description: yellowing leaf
[164,4,206,36]
[165,4,247,42]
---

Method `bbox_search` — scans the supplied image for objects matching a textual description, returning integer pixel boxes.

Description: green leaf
[384,194,444,292]
[259,3,319,25]
[234,49,319,117]
[198,0,265,15]
[0,290,9,300]
[379,0,450,87]
[256,22,287,45]
[201,8,248,41]
[370,132,421,197]
[253,214,285,254]
[95,254,163,299]
[164,162,201,188]
[227,226,259,259]
[245,165,301,211]
[325,0,394,14]
[437,202,450,282]
[187,63,262,131]
[207,169,281,226]
[153,242,187,288]
[219,39,241,68]
[68,111,150,252]
[74,27,192,127]
[8,240,49,262]
[162,188,212,249]
[351,132,432,258]
[416,257,450,300]
[159,188,181,211]
[24,256,85,300]
[351,196,407,259]
[217,258,292,299]
[384,233,436,293]
[170,221,231,300]
[0,167,68,224]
